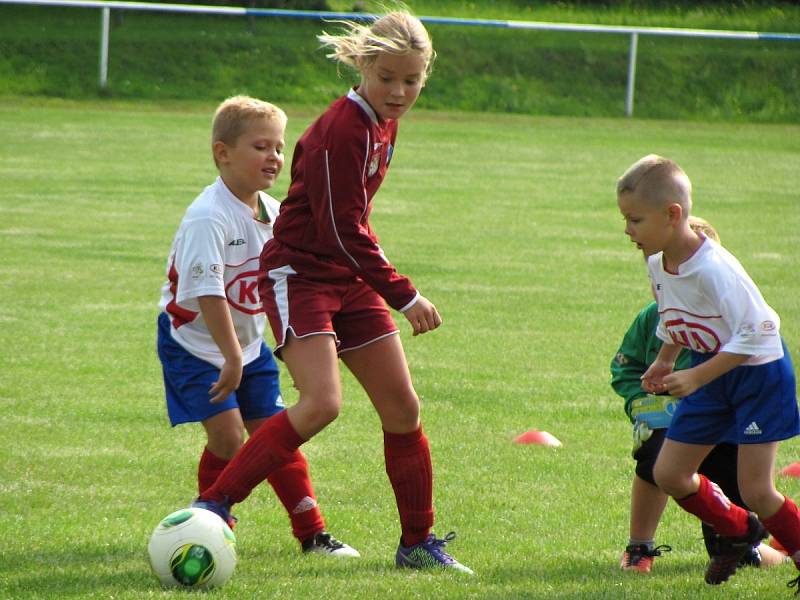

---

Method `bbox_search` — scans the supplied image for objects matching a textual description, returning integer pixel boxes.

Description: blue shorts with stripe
[666,340,799,445]
[157,312,285,426]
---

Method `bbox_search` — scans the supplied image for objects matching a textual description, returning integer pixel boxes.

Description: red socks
[267,450,326,542]
[384,426,434,547]
[675,475,749,537]
[762,496,800,562]
[198,446,229,494]
[199,444,324,542]
[202,410,304,505]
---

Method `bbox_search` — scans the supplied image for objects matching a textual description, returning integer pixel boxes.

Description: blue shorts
[667,341,799,445]
[157,312,285,426]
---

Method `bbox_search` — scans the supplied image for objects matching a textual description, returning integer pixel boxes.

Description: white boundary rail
[3,0,800,116]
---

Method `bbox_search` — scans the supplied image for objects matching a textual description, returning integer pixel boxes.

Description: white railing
[3,0,800,116]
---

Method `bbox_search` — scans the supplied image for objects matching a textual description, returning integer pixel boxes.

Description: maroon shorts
[259,263,398,357]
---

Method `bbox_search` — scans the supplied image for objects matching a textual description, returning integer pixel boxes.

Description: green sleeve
[610,302,661,422]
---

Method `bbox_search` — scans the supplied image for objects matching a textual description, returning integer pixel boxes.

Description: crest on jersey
[368,142,383,177]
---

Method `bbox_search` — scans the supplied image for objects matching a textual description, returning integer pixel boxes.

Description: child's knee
[207,429,246,459]
[302,393,341,428]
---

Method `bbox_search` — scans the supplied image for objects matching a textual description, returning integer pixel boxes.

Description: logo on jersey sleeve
[191,262,204,280]
[225,270,264,315]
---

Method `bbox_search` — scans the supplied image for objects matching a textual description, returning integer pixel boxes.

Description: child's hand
[661,369,702,398]
[402,296,442,336]
[209,358,243,404]
[641,360,674,393]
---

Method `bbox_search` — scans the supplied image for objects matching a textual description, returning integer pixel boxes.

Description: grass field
[1,98,800,599]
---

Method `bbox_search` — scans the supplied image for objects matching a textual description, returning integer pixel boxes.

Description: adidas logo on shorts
[744,421,763,436]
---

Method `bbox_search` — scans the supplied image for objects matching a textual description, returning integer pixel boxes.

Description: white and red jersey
[158,176,280,368]
[266,88,418,311]
[649,236,782,365]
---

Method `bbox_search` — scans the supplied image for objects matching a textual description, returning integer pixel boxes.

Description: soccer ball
[147,507,237,589]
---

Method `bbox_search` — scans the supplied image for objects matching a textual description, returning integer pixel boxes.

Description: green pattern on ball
[170,544,215,586]
[160,509,194,528]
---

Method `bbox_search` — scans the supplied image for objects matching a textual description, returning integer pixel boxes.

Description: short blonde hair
[689,215,721,244]
[616,154,692,213]
[318,10,435,78]
[211,95,287,158]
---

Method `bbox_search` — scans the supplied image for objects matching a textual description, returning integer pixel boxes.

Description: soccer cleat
[620,543,672,573]
[738,545,762,568]
[706,526,762,568]
[191,497,237,530]
[301,531,360,558]
[396,532,473,575]
[704,512,768,585]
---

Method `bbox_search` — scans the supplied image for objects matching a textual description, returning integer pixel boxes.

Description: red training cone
[513,430,562,447]
[780,462,800,478]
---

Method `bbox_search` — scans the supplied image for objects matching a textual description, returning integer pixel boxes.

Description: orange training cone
[513,430,562,447]
[780,462,800,478]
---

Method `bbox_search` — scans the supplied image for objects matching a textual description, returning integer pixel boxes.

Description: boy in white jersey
[616,154,800,591]
[157,96,357,557]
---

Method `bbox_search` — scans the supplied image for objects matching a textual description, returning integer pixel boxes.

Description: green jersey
[610,301,690,425]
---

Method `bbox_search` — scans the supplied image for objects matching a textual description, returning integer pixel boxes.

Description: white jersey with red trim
[158,176,279,368]
[648,237,782,365]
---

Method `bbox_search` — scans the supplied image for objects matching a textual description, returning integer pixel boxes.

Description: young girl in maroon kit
[194,10,472,573]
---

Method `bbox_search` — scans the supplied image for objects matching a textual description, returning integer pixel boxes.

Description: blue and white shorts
[667,341,799,445]
[157,312,285,426]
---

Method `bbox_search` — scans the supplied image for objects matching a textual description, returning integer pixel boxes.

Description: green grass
[1,1,799,121]
[1,97,800,598]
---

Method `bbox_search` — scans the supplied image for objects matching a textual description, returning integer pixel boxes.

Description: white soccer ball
[147,507,237,589]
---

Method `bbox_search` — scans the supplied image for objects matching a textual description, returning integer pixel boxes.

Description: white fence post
[99,6,109,89]
[625,32,638,117]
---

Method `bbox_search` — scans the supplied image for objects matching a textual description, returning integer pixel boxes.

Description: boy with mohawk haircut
[616,154,800,591]
[613,216,786,574]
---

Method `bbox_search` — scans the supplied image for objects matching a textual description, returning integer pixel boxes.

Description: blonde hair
[689,215,721,244]
[211,96,287,165]
[616,154,692,214]
[317,10,435,78]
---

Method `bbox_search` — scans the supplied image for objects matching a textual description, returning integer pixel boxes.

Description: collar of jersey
[347,87,379,125]
[215,176,264,221]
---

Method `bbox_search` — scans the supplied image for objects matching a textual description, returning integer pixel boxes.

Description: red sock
[202,410,304,505]
[675,474,749,537]
[198,446,229,495]
[384,426,434,547]
[761,496,800,564]
[267,449,325,542]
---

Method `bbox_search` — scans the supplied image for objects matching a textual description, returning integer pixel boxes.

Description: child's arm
[198,296,243,403]
[661,351,749,398]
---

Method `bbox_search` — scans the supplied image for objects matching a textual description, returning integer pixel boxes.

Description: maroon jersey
[264,88,417,311]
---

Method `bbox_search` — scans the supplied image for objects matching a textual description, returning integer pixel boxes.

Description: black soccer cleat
[704,512,768,585]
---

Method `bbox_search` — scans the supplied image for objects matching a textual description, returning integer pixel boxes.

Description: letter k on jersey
[225,271,263,315]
